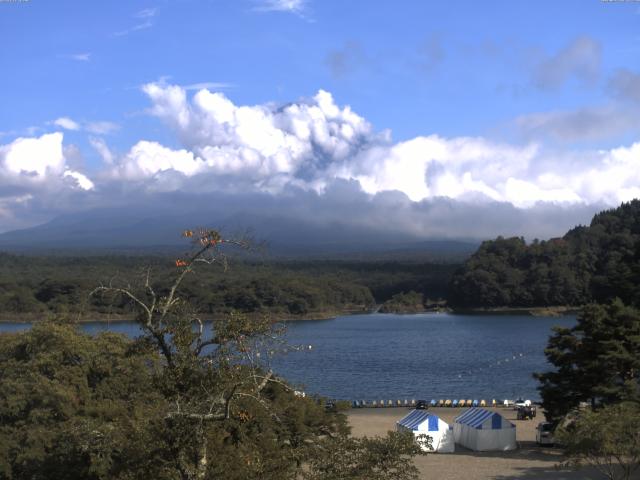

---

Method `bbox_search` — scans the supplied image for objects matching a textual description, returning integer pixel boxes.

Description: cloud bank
[1,84,639,241]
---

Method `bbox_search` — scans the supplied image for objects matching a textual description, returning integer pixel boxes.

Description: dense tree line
[535,300,640,479]
[536,300,640,423]
[0,254,458,321]
[449,200,640,308]
[0,230,425,479]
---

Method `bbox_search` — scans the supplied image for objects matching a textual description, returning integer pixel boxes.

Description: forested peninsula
[448,200,640,310]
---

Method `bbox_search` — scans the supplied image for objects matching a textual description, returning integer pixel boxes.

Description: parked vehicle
[516,405,537,420]
[536,421,554,446]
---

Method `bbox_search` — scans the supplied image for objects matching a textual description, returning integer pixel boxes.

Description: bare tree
[91,229,288,480]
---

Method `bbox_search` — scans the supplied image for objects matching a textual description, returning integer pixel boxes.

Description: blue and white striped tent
[453,408,516,451]
[396,410,454,453]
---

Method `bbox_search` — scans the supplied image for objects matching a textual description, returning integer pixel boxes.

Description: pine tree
[536,300,640,423]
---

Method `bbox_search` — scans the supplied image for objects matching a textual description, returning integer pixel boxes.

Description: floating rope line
[454,351,532,379]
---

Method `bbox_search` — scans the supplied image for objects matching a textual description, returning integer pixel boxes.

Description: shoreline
[450,305,580,317]
[0,305,579,324]
[0,307,373,325]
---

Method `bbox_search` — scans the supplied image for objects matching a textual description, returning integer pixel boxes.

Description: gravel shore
[347,406,635,480]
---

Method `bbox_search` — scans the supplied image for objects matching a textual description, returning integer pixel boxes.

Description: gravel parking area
[347,407,636,480]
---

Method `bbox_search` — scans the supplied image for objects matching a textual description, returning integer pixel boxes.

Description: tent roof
[397,410,442,431]
[455,408,514,429]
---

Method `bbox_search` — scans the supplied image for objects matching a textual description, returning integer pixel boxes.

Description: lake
[0,312,574,402]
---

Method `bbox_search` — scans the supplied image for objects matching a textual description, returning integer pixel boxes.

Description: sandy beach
[347,406,636,480]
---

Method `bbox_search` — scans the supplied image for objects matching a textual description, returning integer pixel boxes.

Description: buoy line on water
[453,349,539,379]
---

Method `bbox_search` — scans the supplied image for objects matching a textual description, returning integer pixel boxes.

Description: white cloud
[51,118,119,135]
[113,21,153,36]
[89,137,115,165]
[100,83,640,212]
[135,8,157,18]
[85,121,119,135]
[256,0,306,13]
[69,53,91,62]
[138,83,374,188]
[1,133,66,178]
[54,117,81,131]
[116,141,203,180]
[63,170,94,190]
[183,82,233,91]
[113,9,155,37]
[1,85,639,239]
[0,133,97,231]
[0,133,94,190]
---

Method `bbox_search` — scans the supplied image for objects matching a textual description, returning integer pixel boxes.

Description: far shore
[450,305,580,317]
[0,307,371,325]
[0,305,580,324]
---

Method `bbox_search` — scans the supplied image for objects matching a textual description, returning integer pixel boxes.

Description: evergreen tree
[536,300,640,422]
[449,199,640,309]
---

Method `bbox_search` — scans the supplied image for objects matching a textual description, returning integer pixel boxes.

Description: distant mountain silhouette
[0,207,479,259]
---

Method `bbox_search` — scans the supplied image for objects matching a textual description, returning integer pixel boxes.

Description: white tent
[453,408,516,451]
[396,410,455,453]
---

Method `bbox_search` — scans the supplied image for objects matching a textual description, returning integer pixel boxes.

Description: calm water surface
[1,312,574,402]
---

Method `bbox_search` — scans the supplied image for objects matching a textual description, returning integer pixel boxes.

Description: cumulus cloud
[1,84,639,241]
[112,83,640,211]
[136,83,376,191]
[54,117,80,131]
[0,133,93,189]
[0,133,95,230]
[1,133,67,180]
[533,36,601,90]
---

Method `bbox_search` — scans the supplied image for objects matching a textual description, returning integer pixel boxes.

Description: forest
[0,252,458,321]
[0,233,426,480]
[2,200,640,320]
[449,200,640,309]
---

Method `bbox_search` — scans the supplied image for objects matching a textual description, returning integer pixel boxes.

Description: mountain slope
[449,200,640,308]
[0,207,478,259]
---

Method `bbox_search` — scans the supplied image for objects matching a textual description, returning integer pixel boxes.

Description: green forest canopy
[2,200,640,318]
[449,200,640,308]
[0,253,457,321]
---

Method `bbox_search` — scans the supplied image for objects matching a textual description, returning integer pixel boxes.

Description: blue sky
[1,0,640,238]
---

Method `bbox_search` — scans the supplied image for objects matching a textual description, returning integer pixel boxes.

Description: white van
[535,422,554,446]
